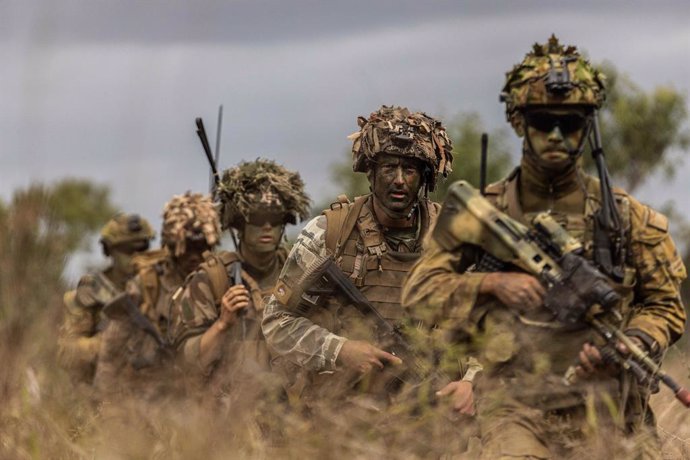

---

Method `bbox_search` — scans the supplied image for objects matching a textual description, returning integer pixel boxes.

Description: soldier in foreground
[402,36,687,458]
[261,105,477,408]
[172,159,310,407]
[93,192,221,398]
[57,213,154,384]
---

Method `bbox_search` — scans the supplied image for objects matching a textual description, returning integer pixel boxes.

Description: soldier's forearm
[262,303,346,371]
[197,320,229,370]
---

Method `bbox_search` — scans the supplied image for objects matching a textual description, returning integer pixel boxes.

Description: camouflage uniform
[402,36,687,459]
[93,193,221,398]
[172,160,310,404]
[262,106,456,403]
[57,213,154,384]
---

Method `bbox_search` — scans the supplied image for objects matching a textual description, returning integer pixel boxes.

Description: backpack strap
[322,195,369,258]
[199,251,240,304]
[138,265,161,318]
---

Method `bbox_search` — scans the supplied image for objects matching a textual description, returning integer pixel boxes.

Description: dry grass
[1,185,689,459]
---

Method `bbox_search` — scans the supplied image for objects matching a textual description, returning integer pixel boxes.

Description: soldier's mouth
[389,191,407,200]
[259,235,274,243]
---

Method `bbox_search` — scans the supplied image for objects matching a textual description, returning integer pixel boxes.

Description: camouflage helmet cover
[161,192,221,256]
[348,105,453,191]
[500,34,606,132]
[216,159,311,230]
[100,213,155,246]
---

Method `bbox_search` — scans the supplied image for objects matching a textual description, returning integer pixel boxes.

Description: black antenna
[480,133,488,195]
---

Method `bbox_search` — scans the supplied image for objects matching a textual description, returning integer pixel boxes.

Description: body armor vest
[320,195,440,337]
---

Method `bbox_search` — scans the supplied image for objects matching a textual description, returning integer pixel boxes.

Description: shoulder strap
[323,195,369,257]
[199,251,240,303]
[138,266,160,318]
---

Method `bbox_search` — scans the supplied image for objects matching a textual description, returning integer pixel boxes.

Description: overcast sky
[2,0,689,277]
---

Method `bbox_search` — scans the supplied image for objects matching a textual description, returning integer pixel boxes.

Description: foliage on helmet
[215,159,311,230]
[348,105,453,191]
[161,192,221,257]
[500,34,606,132]
[99,213,155,246]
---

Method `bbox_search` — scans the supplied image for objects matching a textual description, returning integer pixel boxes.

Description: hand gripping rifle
[279,251,440,391]
[432,180,690,408]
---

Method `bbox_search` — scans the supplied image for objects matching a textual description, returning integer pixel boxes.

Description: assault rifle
[433,180,690,408]
[103,292,168,349]
[288,253,438,388]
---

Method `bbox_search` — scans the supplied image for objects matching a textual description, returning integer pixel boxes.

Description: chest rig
[485,168,636,316]
[322,195,439,325]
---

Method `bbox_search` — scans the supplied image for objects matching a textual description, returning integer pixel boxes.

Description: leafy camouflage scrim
[216,159,311,230]
[99,213,155,246]
[500,34,606,132]
[161,192,221,256]
[349,105,453,191]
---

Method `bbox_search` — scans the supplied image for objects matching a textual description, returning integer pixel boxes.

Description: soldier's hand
[575,337,646,379]
[337,340,403,374]
[480,272,545,312]
[436,380,475,415]
[218,285,250,328]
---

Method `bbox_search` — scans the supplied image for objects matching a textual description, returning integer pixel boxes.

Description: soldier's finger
[585,343,602,364]
[435,382,455,397]
[376,349,403,366]
[579,350,595,372]
[369,356,385,370]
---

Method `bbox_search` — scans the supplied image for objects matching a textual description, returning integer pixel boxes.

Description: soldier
[261,105,466,406]
[172,159,310,406]
[93,192,221,398]
[57,213,154,384]
[402,35,687,458]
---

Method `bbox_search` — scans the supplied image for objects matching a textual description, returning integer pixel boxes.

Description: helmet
[349,105,453,191]
[500,34,606,133]
[161,192,221,257]
[99,213,155,247]
[216,159,311,230]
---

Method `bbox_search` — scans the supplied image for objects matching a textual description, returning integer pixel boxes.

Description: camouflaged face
[348,105,453,191]
[161,192,221,256]
[216,159,311,230]
[500,34,606,132]
[99,213,155,246]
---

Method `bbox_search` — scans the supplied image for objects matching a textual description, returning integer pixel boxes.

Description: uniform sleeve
[402,238,487,332]
[173,270,221,370]
[626,201,687,352]
[261,216,347,372]
[92,277,142,393]
[56,275,104,376]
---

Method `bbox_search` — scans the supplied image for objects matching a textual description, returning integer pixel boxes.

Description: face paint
[371,154,423,216]
[109,240,150,276]
[241,222,284,254]
[173,239,211,276]
[524,109,589,170]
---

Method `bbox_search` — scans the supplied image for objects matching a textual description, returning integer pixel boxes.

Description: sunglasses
[113,240,150,255]
[523,112,587,135]
[246,211,285,227]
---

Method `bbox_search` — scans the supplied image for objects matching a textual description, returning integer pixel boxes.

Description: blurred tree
[588,61,690,193]
[0,178,116,327]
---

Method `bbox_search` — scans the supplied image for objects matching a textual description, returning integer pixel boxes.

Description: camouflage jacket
[93,250,182,397]
[402,167,687,386]
[171,249,285,395]
[57,268,123,383]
